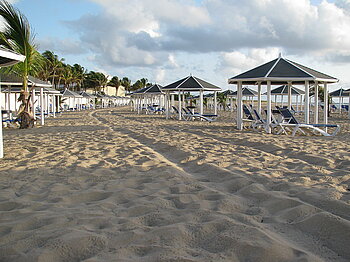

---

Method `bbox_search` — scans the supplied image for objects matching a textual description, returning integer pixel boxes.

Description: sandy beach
[0,107,349,261]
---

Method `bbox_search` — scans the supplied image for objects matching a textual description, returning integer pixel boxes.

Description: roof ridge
[192,76,205,90]
[284,59,314,79]
[176,75,191,89]
[265,57,281,78]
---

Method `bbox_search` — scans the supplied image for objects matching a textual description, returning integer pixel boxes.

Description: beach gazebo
[131,84,164,114]
[228,55,338,133]
[266,85,305,111]
[0,47,25,158]
[162,75,222,120]
[231,87,258,106]
[80,91,97,109]
[0,74,54,125]
[61,89,83,110]
[329,88,349,113]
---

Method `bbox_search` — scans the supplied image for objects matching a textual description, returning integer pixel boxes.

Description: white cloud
[45,0,350,85]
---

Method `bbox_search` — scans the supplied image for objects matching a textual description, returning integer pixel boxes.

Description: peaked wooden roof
[132,84,164,95]
[0,73,52,87]
[269,85,305,95]
[162,75,221,91]
[329,88,349,97]
[228,56,338,85]
[0,47,25,67]
[61,89,83,98]
[232,87,258,96]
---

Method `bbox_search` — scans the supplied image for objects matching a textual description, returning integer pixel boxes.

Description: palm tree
[108,76,120,96]
[121,77,131,93]
[42,50,64,88]
[0,0,42,128]
[61,65,73,90]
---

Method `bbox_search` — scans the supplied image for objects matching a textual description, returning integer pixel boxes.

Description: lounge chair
[182,107,215,122]
[278,108,340,136]
[146,105,165,114]
[242,105,256,128]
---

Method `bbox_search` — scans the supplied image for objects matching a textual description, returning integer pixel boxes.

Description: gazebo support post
[231,97,234,112]
[40,88,44,125]
[214,91,217,115]
[0,87,3,158]
[324,82,328,126]
[237,82,243,130]
[31,88,35,116]
[305,81,310,124]
[178,91,182,120]
[7,86,11,119]
[348,94,350,119]
[314,81,319,124]
[340,96,343,114]
[257,82,262,114]
[53,95,56,118]
[266,81,272,134]
[200,90,204,116]
[288,82,292,110]
[166,92,170,119]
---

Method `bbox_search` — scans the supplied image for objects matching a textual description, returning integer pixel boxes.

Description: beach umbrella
[162,75,221,120]
[228,54,338,133]
[0,48,25,158]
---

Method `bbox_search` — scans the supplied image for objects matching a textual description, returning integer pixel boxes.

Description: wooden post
[237,82,243,130]
[178,91,182,120]
[40,88,44,125]
[314,81,319,124]
[288,82,292,110]
[304,81,310,124]
[257,82,262,114]
[214,91,217,115]
[324,82,328,125]
[0,86,3,158]
[200,90,204,115]
[266,81,272,134]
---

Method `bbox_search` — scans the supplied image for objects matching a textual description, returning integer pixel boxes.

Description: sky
[6,0,350,91]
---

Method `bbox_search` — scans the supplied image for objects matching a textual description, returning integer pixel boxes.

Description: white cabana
[80,91,96,109]
[0,47,25,158]
[131,84,165,114]
[61,89,83,111]
[0,74,53,126]
[228,54,338,133]
[329,88,350,114]
[162,75,222,120]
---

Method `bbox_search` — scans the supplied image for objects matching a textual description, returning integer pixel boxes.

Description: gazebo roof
[329,88,349,97]
[220,90,235,96]
[61,89,83,98]
[162,75,222,91]
[228,56,338,85]
[0,47,25,67]
[232,87,258,96]
[132,83,164,95]
[80,91,97,98]
[0,73,52,87]
[263,85,305,95]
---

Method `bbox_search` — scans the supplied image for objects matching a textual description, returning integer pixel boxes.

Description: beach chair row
[243,105,340,136]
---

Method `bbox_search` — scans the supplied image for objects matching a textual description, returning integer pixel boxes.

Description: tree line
[37,50,152,94]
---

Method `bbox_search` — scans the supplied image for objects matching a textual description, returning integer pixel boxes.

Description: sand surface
[0,107,349,261]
